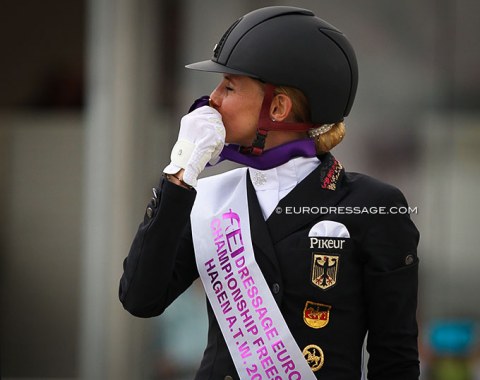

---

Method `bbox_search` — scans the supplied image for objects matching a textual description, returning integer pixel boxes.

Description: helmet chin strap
[245,83,316,155]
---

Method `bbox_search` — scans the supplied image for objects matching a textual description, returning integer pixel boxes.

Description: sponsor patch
[303,301,331,329]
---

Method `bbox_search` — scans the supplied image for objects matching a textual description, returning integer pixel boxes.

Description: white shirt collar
[248,156,320,219]
[249,156,320,192]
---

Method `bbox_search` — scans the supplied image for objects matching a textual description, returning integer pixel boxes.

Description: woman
[119,6,420,380]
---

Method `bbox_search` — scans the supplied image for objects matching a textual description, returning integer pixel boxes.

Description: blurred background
[0,0,479,379]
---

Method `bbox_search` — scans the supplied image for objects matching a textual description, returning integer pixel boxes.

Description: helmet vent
[213,18,241,60]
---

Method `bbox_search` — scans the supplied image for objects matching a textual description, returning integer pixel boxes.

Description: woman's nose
[209,87,222,109]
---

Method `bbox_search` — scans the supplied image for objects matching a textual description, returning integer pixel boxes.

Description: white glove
[164,106,225,187]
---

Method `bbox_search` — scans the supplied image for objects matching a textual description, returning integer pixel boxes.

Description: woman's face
[209,74,264,146]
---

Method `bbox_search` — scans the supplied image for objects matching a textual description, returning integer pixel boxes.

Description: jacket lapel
[266,153,350,244]
[246,171,281,275]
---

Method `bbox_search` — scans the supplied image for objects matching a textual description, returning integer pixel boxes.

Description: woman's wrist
[164,170,192,190]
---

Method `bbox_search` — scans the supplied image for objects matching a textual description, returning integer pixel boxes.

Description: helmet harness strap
[245,83,316,155]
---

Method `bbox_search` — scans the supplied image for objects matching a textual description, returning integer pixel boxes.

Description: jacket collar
[265,152,349,244]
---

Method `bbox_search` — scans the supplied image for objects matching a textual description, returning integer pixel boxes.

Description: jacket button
[150,197,158,208]
[405,254,415,265]
[272,283,280,294]
[146,207,154,219]
[224,376,233,380]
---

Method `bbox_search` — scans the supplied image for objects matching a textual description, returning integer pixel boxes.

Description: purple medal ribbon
[217,140,317,170]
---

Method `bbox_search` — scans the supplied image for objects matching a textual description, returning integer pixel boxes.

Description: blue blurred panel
[429,320,476,356]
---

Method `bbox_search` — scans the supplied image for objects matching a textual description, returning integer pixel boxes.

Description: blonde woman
[120,6,419,380]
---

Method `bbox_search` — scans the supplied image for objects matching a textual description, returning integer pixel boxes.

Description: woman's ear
[270,94,293,122]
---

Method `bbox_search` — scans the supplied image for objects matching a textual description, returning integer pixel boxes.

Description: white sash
[191,168,315,380]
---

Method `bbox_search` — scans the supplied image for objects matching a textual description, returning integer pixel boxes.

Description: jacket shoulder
[342,171,409,206]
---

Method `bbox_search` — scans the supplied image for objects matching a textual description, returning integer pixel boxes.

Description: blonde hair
[310,122,345,154]
[274,86,346,154]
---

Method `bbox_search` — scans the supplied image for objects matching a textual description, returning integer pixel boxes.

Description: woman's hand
[164,106,225,187]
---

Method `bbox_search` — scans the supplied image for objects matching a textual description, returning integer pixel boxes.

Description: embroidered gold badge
[303,344,324,372]
[303,301,331,329]
[311,253,339,290]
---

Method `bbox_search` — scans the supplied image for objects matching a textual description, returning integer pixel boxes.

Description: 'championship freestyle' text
[203,209,302,380]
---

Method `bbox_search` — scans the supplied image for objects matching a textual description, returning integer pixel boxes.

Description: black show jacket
[119,153,420,380]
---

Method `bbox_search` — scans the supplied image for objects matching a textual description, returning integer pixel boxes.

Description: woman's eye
[225,86,233,92]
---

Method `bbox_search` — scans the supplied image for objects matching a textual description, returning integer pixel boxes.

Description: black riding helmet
[186,6,358,125]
